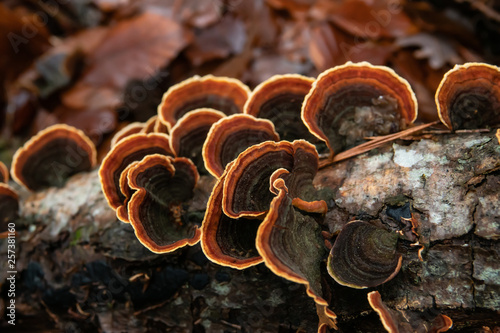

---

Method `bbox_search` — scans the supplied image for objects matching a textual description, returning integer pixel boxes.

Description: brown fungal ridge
[327,220,402,289]
[368,291,453,333]
[436,62,500,130]
[99,133,173,211]
[256,178,337,331]
[116,161,139,223]
[110,122,146,147]
[0,161,8,183]
[203,114,280,178]
[201,168,263,269]
[11,124,97,191]
[169,108,226,173]
[302,61,417,156]
[222,139,318,219]
[127,154,201,253]
[244,74,318,143]
[158,75,251,129]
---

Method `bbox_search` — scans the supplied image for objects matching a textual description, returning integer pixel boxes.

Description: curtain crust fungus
[169,108,226,172]
[158,75,250,130]
[0,161,8,183]
[127,154,201,253]
[368,291,453,333]
[244,74,320,143]
[110,122,146,147]
[99,133,173,212]
[222,139,319,219]
[327,221,402,289]
[201,165,264,269]
[202,114,280,178]
[11,124,97,191]
[301,61,418,157]
[256,178,337,331]
[436,62,500,130]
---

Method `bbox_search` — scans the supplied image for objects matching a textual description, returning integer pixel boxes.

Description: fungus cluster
[9,61,499,331]
[98,62,500,331]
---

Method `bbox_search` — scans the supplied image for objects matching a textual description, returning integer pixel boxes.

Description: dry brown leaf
[310,0,417,39]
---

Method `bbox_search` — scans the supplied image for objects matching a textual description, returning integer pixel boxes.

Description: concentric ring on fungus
[436,62,500,130]
[302,61,417,157]
[11,124,97,191]
[158,75,250,130]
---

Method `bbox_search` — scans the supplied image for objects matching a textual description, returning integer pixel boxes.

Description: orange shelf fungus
[222,140,319,219]
[203,114,279,178]
[327,221,402,289]
[11,124,97,191]
[158,75,250,130]
[141,115,158,134]
[256,178,337,331]
[244,74,319,143]
[0,183,19,231]
[302,61,417,157]
[368,291,453,333]
[115,161,139,223]
[127,154,201,253]
[110,122,145,147]
[497,129,500,144]
[99,133,173,212]
[201,165,264,269]
[169,108,226,172]
[436,63,500,130]
[0,161,8,183]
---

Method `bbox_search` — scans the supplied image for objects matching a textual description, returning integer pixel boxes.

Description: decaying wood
[1,131,499,332]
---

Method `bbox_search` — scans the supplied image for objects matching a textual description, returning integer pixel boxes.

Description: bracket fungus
[110,122,145,147]
[244,74,320,144]
[368,291,453,333]
[0,161,8,183]
[11,124,97,191]
[126,154,201,253]
[201,164,264,269]
[256,177,337,331]
[222,140,319,219]
[302,61,417,157]
[158,75,250,129]
[327,220,402,289]
[202,114,279,178]
[169,108,226,172]
[436,62,500,130]
[99,133,173,213]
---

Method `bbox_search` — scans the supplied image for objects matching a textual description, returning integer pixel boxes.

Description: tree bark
[1,131,499,332]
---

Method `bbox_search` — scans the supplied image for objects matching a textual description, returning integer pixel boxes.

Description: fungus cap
[99,133,173,211]
[127,154,200,253]
[203,114,279,178]
[201,165,264,269]
[158,75,250,129]
[222,140,318,219]
[169,108,226,173]
[302,61,417,156]
[436,62,500,130]
[256,177,337,331]
[327,220,402,289]
[110,122,146,147]
[244,74,318,143]
[11,124,97,191]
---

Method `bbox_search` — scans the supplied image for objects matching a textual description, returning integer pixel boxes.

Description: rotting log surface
[1,132,499,332]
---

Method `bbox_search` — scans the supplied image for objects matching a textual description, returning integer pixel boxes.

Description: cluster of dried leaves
[1,0,499,161]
